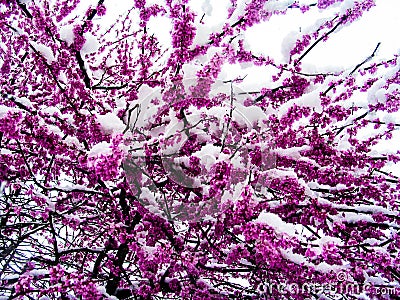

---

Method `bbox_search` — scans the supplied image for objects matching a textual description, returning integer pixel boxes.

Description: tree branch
[350,42,381,75]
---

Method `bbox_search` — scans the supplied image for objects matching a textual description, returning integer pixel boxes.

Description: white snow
[266,168,298,179]
[264,0,295,12]
[147,16,172,48]
[280,249,345,273]
[59,24,74,45]
[189,0,230,45]
[64,136,82,147]
[256,211,297,236]
[97,286,119,300]
[55,183,98,193]
[280,249,307,265]
[192,144,220,171]
[341,212,375,224]
[1,274,20,280]
[278,89,321,118]
[28,269,49,276]
[201,0,213,16]
[0,105,18,117]
[30,41,56,63]
[273,146,311,160]
[14,97,33,109]
[313,262,344,273]
[315,235,343,247]
[41,106,59,115]
[235,102,268,126]
[88,141,112,157]
[96,112,125,134]
[81,34,100,54]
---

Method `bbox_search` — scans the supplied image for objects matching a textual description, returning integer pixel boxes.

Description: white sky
[244,0,400,68]
[97,0,400,70]
[67,0,400,177]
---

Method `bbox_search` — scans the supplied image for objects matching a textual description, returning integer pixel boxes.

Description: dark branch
[16,0,33,19]
[75,51,91,89]
[295,15,346,65]
[350,42,381,75]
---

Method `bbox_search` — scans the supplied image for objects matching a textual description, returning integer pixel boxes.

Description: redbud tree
[1,0,399,299]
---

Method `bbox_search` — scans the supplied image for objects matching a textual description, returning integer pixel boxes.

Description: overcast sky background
[96,0,400,68]
[84,0,400,96]
[65,0,400,177]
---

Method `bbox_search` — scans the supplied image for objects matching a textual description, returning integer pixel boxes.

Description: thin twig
[349,42,381,75]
